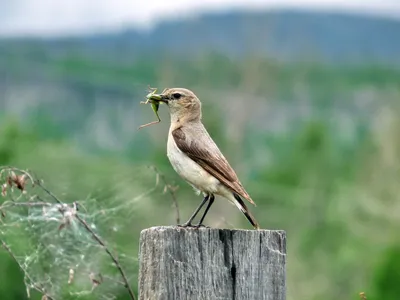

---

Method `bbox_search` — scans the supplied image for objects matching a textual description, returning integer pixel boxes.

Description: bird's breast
[167,134,220,194]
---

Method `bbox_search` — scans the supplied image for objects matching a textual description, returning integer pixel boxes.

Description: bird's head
[148,88,202,123]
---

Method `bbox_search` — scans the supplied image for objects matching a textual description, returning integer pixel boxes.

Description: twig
[75,213,136,300]
[0,167,137,300]
[1,239,54,300]
[148,165,180,224]
[0,201,52,210]
[34,181,63,205]
[35,181,137,300]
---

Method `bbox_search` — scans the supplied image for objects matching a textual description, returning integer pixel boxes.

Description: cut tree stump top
[138,226,286,300]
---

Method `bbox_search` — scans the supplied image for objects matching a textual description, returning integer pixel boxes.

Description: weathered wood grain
[138,226,286,300]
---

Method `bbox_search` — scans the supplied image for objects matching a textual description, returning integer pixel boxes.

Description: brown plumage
[172,127,255,206]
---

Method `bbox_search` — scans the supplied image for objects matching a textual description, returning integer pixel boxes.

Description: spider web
[0,166,169,300]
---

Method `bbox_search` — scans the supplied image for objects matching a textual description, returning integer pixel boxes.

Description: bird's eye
[172,93,182,100]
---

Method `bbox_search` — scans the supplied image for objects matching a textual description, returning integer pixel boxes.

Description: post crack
[230,231,236,300]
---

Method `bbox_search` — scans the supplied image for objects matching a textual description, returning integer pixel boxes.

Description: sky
[1,0,400,37]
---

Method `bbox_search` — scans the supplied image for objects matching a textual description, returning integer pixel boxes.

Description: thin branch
[35,181,136,300]
[0,167,137,300]
[148,165,180,224]
[36,181,136,300]
[34,181,63,205]
[1,239,54,300]
[75,213,136,300]
[0,201,52,210]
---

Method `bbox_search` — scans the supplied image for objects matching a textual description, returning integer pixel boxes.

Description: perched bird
[150,88,260,229]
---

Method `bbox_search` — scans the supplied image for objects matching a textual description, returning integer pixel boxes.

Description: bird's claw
[193,224,210,229]
[177,222,195,228]
[177,222,210,229]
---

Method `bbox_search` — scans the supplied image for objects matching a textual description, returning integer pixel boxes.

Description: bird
[150,88,260,230]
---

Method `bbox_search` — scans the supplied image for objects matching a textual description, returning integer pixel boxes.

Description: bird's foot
[177,222,210,229]
[177,222,196,228]
[192,223,210,229]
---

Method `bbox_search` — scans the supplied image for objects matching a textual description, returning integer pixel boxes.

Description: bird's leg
[194,194,215,228]
[178,194,209,227]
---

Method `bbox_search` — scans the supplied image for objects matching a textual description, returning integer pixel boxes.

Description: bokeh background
[1,0,400,299]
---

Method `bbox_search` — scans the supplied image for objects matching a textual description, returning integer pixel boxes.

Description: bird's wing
[172,127,255,206]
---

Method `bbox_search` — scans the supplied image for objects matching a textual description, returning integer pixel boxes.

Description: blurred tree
[0,120,38,165]
[372,245,400,300]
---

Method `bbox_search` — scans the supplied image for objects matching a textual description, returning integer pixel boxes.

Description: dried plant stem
[35,180,137,300]
[149,165,180,224]
[75,214,136,300]
[1,239,54,300]
[0,167,137,300]
[1,201,51,210]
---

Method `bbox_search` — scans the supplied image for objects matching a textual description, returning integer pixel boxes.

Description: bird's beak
[146,93,168,104]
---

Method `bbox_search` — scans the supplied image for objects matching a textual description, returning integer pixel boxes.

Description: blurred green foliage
[1,51,400,300]
[373,245,400,300]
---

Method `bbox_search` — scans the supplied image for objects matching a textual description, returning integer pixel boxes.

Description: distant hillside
[2,10,399,66]
[0,9,399,156]
[105,10,400,65]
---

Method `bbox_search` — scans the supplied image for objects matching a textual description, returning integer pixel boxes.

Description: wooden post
[138,226,286,300]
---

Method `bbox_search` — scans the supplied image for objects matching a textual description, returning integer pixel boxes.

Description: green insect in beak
[138,87,165,129]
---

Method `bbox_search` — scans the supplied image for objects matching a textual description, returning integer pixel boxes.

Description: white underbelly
[167,135,220,194]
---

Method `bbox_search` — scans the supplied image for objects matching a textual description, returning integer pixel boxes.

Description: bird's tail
[233,193,260,230]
